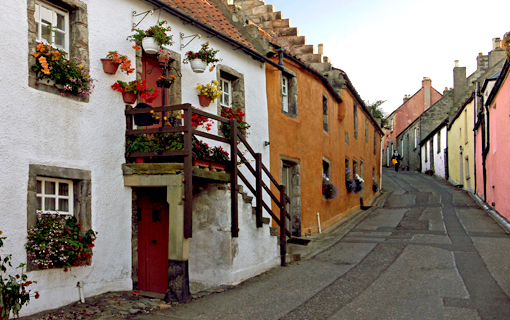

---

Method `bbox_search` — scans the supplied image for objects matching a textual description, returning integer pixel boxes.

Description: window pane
[35,4,40,20]
[41,24,51,43]
[41,6,53,25]
[56,13,65,31]
[55,31,65,48]
[45,197,56,211]
[59,199,69,212]
[58,182,69,196]
[37,197,42,210]
[45,181,56,195]
[223,81,229,94]
[36,180,42,193]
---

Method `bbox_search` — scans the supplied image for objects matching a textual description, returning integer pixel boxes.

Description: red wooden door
[141,54,165,129]
[137,188,169,294]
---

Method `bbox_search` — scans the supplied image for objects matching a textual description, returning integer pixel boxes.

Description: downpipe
[77,281,85,303]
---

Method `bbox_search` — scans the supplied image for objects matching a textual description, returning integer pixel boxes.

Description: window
[437,130,441,153]
[354,103,358,140]
[280,68,298,117]
[28,0,89,101]
[27,165,91,230]
[365,118,369,143]
[425,142,428,162]
[374,132,377,155]
[323,95,328,132]
[414,128,419,149]
[323,159,331,179]
[219,78,232,107]
[35,1,69,53]
[36,177,73,214]
[216,65,245,120]
[281,76,289,113]
[345,158,350,181]
[353,160,358,176]
[345,131,349,145]
[401,139,404,155]
[464,109,468,144]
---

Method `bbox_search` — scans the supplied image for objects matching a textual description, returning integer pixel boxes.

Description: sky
[266,0,510,114]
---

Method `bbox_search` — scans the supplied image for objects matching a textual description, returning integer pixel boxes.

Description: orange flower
[39,56,51,75]
[36,43,46,52]
[34,52,41,58]
[132,44,141,51]
[51,51,61,61]
[209,65,216,72]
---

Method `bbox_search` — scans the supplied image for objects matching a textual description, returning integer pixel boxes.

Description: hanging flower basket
[190,59,207,73]
[142,37,159,54]
[122,91,137,104]
[198,94,213,107]
[100,58,120,74]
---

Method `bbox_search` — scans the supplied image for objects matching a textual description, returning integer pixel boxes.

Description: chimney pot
[455,60,459,67]
[493,37,501,50]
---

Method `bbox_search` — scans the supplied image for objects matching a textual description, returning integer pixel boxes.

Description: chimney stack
[422,77,431,109]
[489,37,506,67]
[493,37,501,50]
[403,94,411,103]
[318,43,324,55]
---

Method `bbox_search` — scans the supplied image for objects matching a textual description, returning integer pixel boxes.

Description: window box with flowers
[196,80,222,106]
[220,107,250,139]
[1,231,39,320]
[25,213,97,272]
[354,174,364,193]
[101,51,134,75]
[209,146,230,172]
[345,168,356,193]
[111,80,159,104]
[128,21,173,54]
[31,44,95,99]
[183,42,221,73]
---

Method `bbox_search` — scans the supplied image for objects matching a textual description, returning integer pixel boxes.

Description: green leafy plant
[183,42,221,66]
[193,139,210,158]
[502,31,510,61]
[210,146,230,163]
[25,214,96,272]
[1,231,39,319]
[220,107,250,139]
[126,133,185,155]
[32,43,95,98]
[128,21,173,47]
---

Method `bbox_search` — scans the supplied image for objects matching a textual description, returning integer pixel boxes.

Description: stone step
[292,44,314,55]
[258,11,283,23]
[277,27,298,37]
[296,53,322,63]
[278,36,306,48]
[252,4,275,15]
[269,227,278,236]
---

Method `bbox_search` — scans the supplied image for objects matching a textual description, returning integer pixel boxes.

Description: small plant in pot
[111,79,159,104]
[1,231,39,320]
[156,75,176,88]
[183,42,221,73]
[196,80,222,106]
[101,51,135,75]
[128,21,173,54]
[345,168,356,193]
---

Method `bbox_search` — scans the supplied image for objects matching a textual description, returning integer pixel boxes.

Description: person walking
[392,151,403,172]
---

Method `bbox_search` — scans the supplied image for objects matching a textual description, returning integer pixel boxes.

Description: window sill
[29,77,89,103]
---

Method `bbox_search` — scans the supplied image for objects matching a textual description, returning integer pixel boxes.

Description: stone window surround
[27,0,89,102]
[280,66,298,118]
[281,157,301,237]
[216,65,245,117]
[27,164,91,231]
[353,102,358,140]
[345,131,349,145]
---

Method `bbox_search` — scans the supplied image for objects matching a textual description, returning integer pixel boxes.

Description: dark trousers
[395,163,400,172]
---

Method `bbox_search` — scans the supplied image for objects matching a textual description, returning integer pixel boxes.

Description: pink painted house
[475,60,510,220]
[383,77,442,166]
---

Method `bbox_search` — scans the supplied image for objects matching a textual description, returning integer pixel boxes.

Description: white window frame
[219,78,232,107]
[35,1,69,53]
[36,177,73,215]
[282,76,289,112]
[414,128,419,148]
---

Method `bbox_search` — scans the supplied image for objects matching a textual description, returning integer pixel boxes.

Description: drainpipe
[77,282,85,303]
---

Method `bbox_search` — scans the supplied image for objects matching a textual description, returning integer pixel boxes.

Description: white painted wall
[421,126,447,179]
[189,184,279,287]
[0,0,271,316]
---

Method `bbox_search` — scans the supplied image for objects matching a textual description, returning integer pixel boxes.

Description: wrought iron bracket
[180,32,201,50]
[132,9,154,30]
[147,59,182,78]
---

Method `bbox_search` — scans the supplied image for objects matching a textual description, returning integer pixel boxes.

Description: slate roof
[160,0,256,50]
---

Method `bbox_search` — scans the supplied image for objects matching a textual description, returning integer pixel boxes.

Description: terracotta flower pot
[101,59,120,74]
[158,56,169,64]
[190,59,207,73]
[122,91,137,104]
[135,158,145,163]
[209,162,226,172]
[198,94,212,107]
[193,159,210,170]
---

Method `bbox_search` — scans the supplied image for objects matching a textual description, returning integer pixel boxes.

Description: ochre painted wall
[266,59,381,235]
[448,100,475,191]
